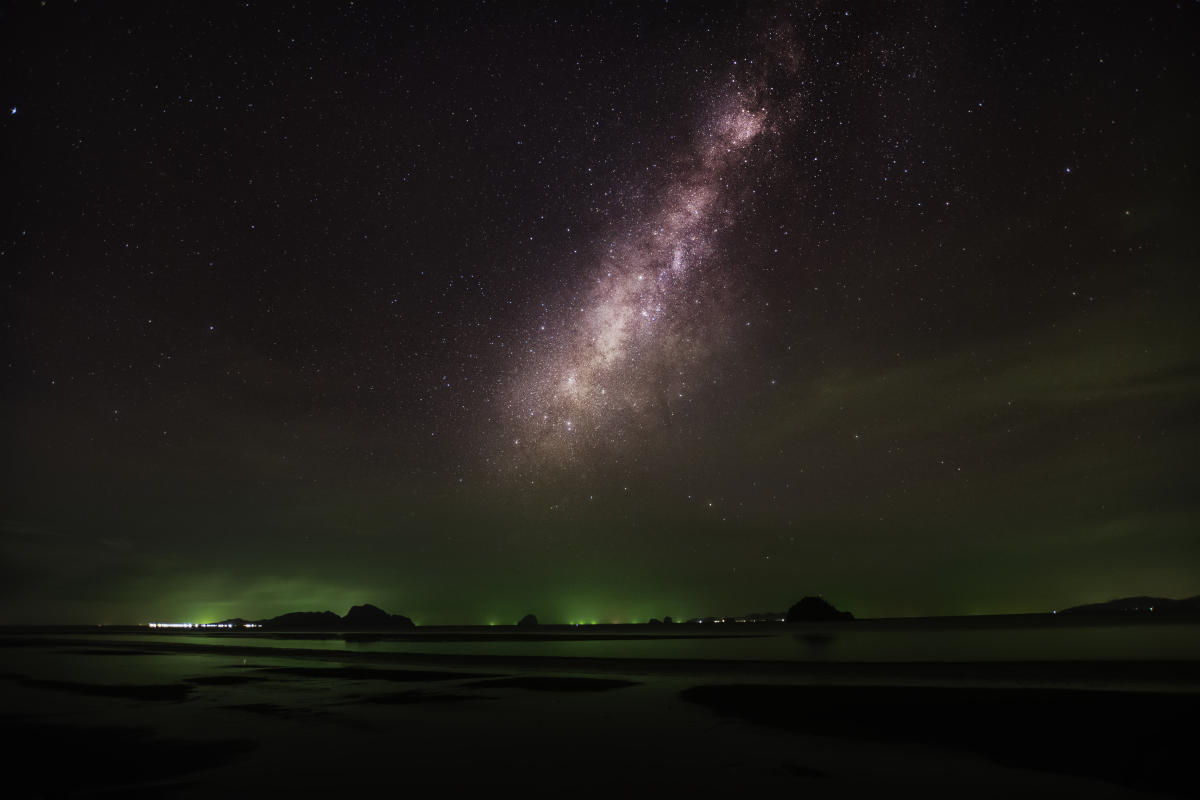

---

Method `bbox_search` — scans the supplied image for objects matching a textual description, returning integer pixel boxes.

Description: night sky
[3,2,1197,625]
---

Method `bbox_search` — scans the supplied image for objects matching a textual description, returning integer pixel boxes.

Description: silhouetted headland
[784,596,854,622]
[219,603,414,630]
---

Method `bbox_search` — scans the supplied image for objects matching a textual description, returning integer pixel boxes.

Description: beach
[2,625,1197,797]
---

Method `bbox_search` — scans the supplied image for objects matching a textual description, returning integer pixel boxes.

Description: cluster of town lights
[147,622,260,628]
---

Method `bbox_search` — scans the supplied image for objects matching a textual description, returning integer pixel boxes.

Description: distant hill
[1060,595,1200,615]
[342,603,414,629]
[785,596,854,622]
[681,600,854,625]
[262,610,343,629]
[220,603,414,630]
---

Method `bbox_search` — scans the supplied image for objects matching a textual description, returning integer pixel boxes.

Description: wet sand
[2,634,1197,797]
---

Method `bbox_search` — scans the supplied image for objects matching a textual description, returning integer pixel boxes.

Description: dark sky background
[3,1,1197,625]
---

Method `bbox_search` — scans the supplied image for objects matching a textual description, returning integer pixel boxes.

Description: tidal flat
[2,622,1197,797]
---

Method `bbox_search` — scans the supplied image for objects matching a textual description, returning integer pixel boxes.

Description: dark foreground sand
[2,635,1197,797]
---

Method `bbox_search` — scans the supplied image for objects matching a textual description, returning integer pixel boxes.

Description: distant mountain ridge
[1060,595,1200,615]
[219,603,414,630]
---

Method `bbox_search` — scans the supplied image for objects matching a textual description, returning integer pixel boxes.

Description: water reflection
[794,632,837,649]
[343,634,383,647]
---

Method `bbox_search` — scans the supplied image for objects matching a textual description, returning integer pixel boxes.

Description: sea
[5,615,1199,663]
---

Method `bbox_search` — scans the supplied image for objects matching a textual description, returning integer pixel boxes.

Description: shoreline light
[148,622,260,629]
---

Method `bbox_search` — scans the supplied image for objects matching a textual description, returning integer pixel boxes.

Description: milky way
[496,46,799,475]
